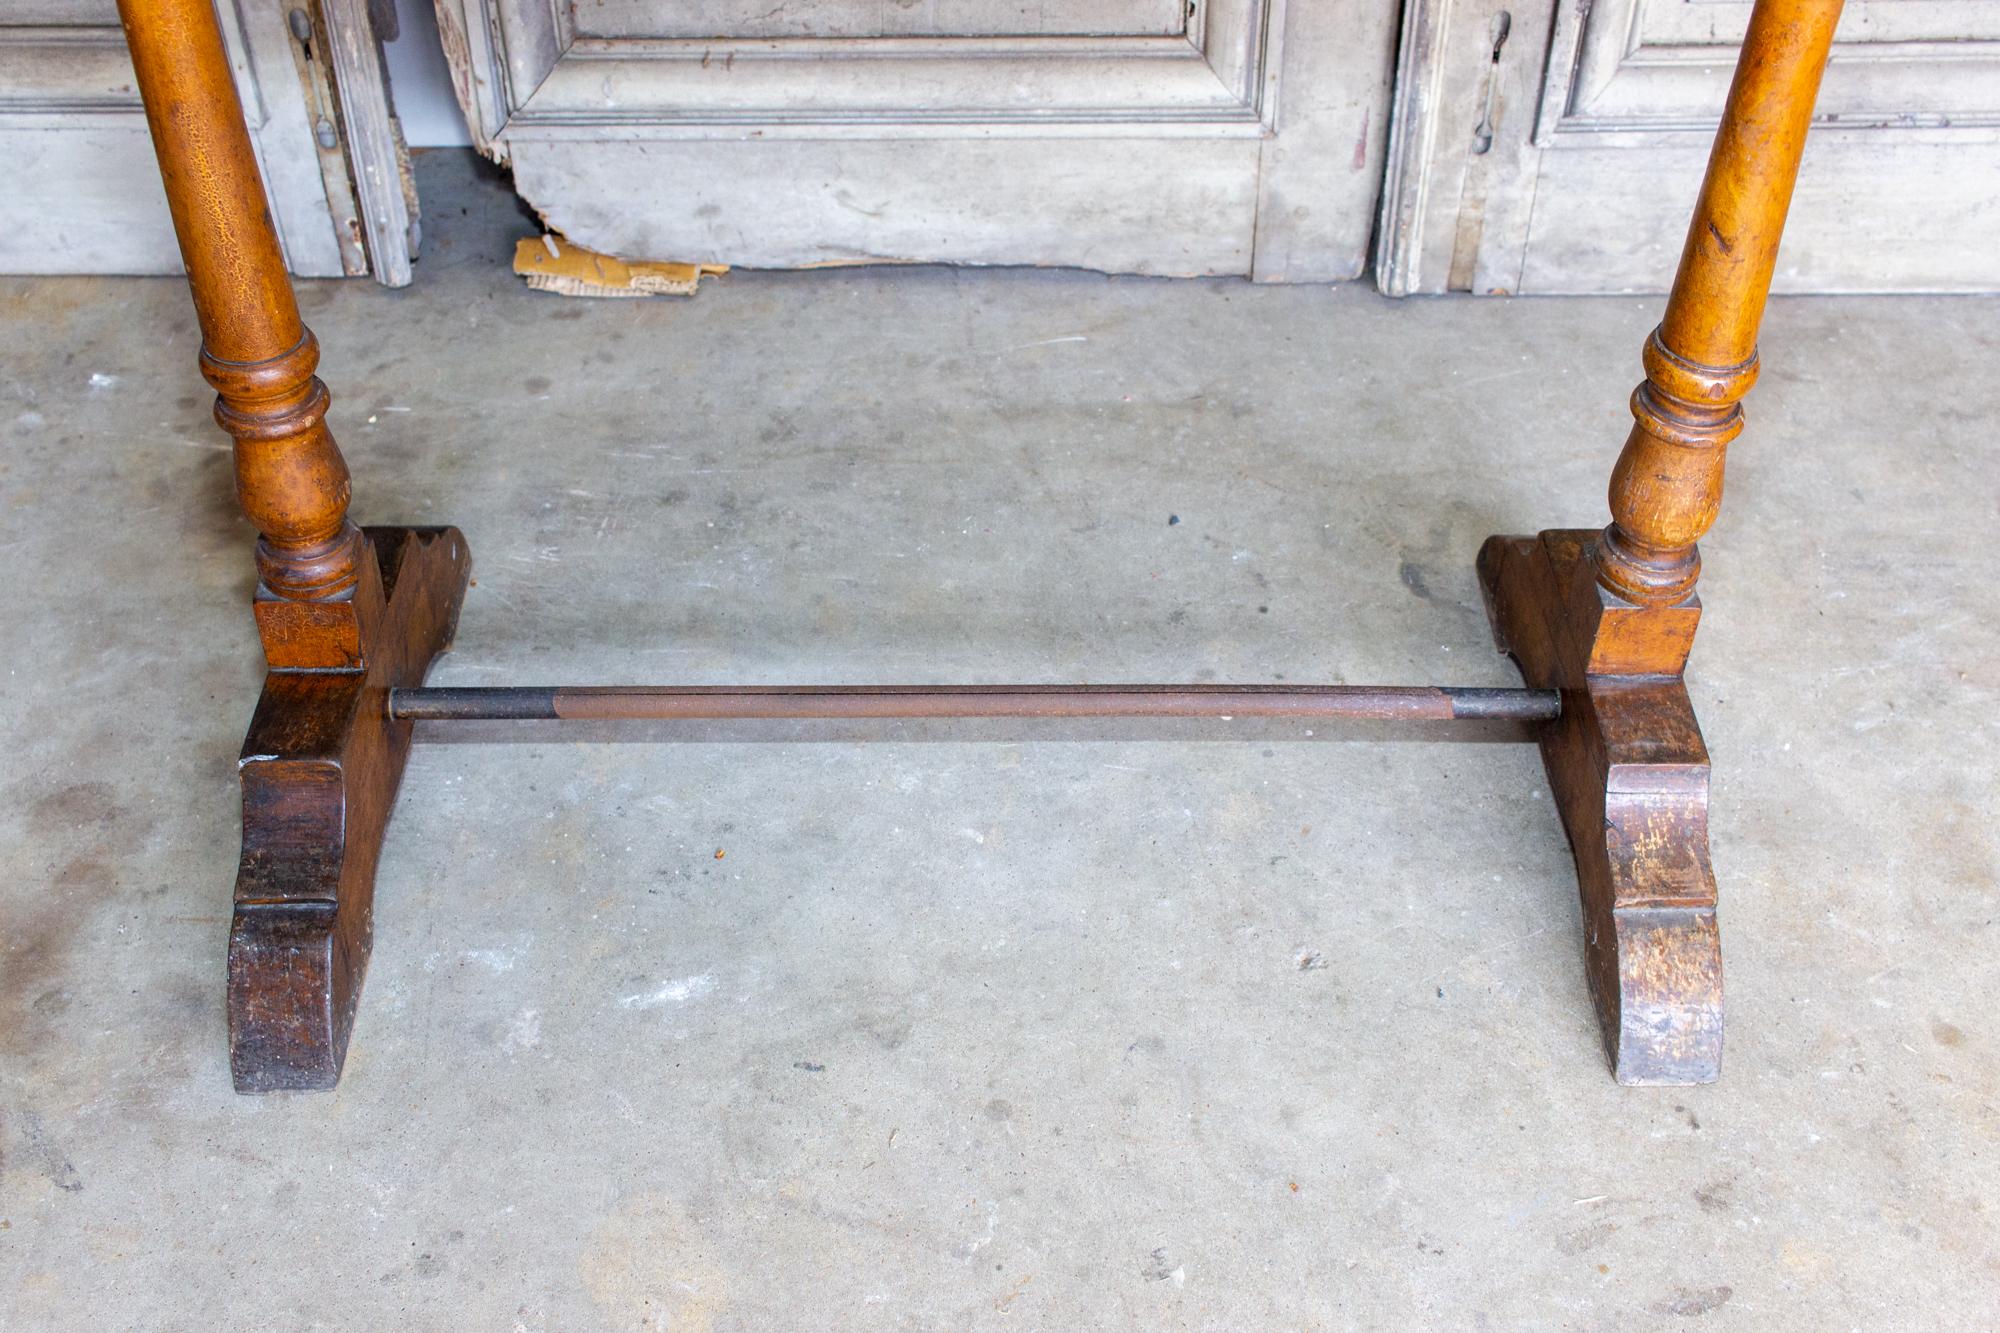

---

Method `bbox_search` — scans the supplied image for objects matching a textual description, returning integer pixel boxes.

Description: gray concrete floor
[3,149,1997,1330]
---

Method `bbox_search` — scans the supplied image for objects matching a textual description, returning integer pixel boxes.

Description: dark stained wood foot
[1478,531,1722,1085]
[229,527,469,1092]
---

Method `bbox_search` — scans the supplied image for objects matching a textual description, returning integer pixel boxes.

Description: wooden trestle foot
[1479,531,1721,1085]
[229,527,469,1091]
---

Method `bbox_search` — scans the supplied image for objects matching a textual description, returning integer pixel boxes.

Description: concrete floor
[2,149,1996,1330]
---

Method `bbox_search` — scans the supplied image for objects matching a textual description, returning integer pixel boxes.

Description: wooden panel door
[432,0,1401,280]
[1377,0,2000,293]
[0,0,413,281]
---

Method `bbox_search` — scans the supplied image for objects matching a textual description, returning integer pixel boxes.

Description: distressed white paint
[1379,0,2000,294]
[436,0,1399,280]
[512,135,1261,274]
[0,0,411,281]
[322,0,417,284]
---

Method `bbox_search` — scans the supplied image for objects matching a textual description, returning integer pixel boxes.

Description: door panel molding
[0,1,424,280]
[447,0,1280,141]
[1538,0,2000,136]
[573,0,1191,40]
[0,26,151,115]
[0,3,368,278]
[0,14,266,123]
[1379,0,2000,294]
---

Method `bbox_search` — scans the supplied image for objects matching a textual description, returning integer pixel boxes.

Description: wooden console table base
[118,0,1843,1091]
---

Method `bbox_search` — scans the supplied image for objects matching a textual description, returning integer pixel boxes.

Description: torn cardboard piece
[512,235,725,298]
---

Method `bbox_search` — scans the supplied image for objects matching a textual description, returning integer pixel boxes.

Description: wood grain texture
[230,527,469,1092]
[1479,531,1722,1084]
[119,0,302,355]
[1455,11,1836,1076]
[121,0,366,625]
[124,0,470,1092]
[1654,0,1842,370]
[1595,0,1842,611]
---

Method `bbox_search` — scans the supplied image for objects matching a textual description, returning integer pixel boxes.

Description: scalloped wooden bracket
[228,527,469,1092]
[1479,529,1722,1085]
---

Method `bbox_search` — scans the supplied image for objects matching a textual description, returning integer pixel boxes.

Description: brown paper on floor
[512,235,725,298]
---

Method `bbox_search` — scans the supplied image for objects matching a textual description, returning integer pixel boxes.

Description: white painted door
[1377,0,2000,294]
[432,0,1401,280]
[0,0,414,282]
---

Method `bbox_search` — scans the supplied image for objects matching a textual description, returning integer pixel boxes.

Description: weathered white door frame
[319,0,418,284]
[0,0,415,283]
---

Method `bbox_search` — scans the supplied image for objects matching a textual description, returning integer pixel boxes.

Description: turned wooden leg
[1480,0,1841,1083]
[121,0,468,1090]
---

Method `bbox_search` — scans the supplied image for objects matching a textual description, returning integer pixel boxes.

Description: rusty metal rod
[388,684,1560,724]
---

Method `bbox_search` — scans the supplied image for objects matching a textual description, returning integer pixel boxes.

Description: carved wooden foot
[1478,531,1722,1085]
[229,527,469,1091]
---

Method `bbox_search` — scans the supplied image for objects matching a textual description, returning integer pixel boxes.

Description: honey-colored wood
[119,0,366,647]
[1594,0,1843,613]
[1479,0,1842,1081]
[121,0,472,1089]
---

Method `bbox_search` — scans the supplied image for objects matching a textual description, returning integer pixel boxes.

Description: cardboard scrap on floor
[512,235,725,298]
